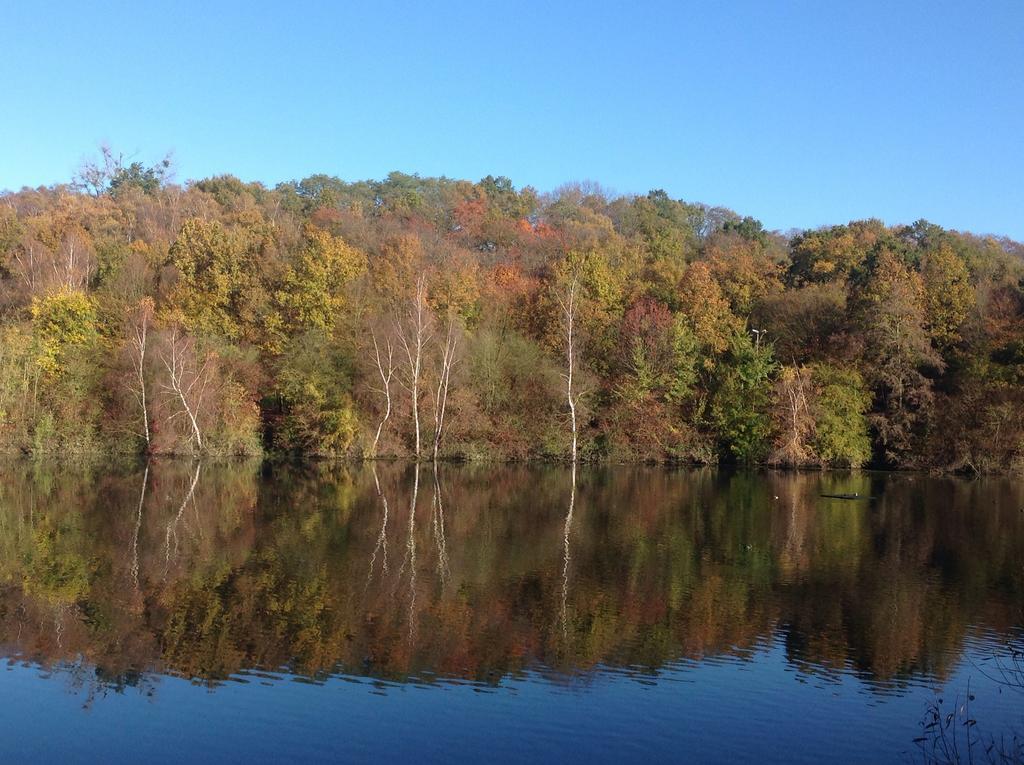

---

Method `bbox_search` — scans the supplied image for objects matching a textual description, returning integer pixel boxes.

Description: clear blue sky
[2,1,1022,238]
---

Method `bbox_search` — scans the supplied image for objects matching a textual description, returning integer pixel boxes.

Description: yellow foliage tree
[276,225,367,333]
[677,262,741,363]
[921,244,974,349]
[31,289,99,376]
[166,216,273,339]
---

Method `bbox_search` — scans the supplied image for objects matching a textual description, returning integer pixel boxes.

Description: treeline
[1,150,1023,470]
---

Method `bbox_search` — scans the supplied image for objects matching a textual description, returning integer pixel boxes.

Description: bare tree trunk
[51,234,91,291]
[770,365,814,467]
[160,328,211,454]
[558,276,581,463]
[52,239,75,290]
[370,333,396,458]
[129,299,154,448]
[12,240,39,294]
[397,275,432,461]
[432,318,458,462]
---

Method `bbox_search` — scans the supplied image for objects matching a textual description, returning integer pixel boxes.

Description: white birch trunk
[160,328,211,454]
[558,277,581,463]
[397,275,432,461]
[370,333,395,458]
[432,318,457,462]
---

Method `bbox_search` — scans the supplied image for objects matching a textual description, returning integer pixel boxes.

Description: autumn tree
[704,222,784,316]
[276,224,367,334]
[0,165,1019,470]
[920,243,974,350]
[27,289,105,452]
[270,329,359,456]
[851,250,942,464]
[767,363,872,468]
[165,215,273,341]
[788,220,888,286]
[676,261,741,364]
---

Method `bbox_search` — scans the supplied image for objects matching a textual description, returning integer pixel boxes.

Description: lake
[0,461,1021,763]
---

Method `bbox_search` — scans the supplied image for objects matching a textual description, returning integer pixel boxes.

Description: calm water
[0,462,1021,763]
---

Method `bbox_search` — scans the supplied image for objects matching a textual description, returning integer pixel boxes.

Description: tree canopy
[1,152,1022,471]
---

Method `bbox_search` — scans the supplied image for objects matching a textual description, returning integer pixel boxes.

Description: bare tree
[557,275,583,463]
[159,328,213,454]
[396,275,433,460]
[74,143,122,197]
[10,235,41,295]
[51,230,93,291]
[369,333,396,458]
[9,217,94,296]
[127,298,154,448]
[769,365,816,467]
[74,143,173,197]
[431,317,458,462]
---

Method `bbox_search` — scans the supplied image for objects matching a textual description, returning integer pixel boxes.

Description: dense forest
[2,149,1023,471]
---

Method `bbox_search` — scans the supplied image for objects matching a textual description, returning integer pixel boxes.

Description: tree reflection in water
[561,461,577,641]
[0,460,1019,696]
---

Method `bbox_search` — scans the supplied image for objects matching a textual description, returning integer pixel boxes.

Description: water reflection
[0,461,1021,696]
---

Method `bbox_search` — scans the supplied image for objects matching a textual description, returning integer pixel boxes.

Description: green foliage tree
[271,331,360,456]
[712,332,777,462]
[811,364,872,467]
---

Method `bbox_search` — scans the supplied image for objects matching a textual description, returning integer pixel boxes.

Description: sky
[2,0,1022,238]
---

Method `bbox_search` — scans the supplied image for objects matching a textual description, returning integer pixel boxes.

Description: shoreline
[0,450,1017,477]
